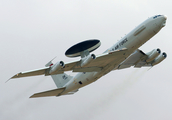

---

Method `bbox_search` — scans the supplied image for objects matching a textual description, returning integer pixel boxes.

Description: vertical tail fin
[51,73,73,88]
[45,58,73,88]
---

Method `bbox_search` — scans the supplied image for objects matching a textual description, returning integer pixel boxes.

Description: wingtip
[29,93,45,98]
[10,73,22,79]
[29,95,34,98]
[29,93,39,98]
[5,78,11,83]
[5,73,22,83]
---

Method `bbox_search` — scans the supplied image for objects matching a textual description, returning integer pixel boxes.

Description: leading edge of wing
[10,67,49,79]
[60,48,128,72]
[9,48,128,80]
[81,48,128,68]
[96,48,128,59]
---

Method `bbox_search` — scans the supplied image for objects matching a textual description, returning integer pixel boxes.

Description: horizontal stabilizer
[65,89,78,95]
[30,87,65,98]
[11,67,49,79]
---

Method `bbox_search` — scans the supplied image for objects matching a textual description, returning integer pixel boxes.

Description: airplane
[10,15,167,98]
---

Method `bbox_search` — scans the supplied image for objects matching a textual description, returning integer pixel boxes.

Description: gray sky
[1,0,172,120]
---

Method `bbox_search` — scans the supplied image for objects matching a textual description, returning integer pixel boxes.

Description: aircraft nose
[161,15,167,27]
[163,15,167,20]
[152,15,167,33]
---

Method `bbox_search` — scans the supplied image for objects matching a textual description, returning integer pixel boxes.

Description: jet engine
[151,52,167,66]
[81,54,96,67]
[49,61,65,74]
[146,48,161,62]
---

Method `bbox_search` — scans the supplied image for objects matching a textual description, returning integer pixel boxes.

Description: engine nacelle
[49,61,65,74]
[151,52,167,66]
[81,54,96,67]
[146,48,161,62]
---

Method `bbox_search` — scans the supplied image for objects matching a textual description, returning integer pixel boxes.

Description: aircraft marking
[114,38,128,50]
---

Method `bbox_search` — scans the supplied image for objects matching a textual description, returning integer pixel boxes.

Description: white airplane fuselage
[61,15,167,95]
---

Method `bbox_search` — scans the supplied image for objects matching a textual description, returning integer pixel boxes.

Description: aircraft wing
[117,49,151,69]
[11,67,50,79]
[10,48,128,79]
[55,48,128,73]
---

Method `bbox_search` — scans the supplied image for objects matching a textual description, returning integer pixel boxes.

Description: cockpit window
[153,15,162,19]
